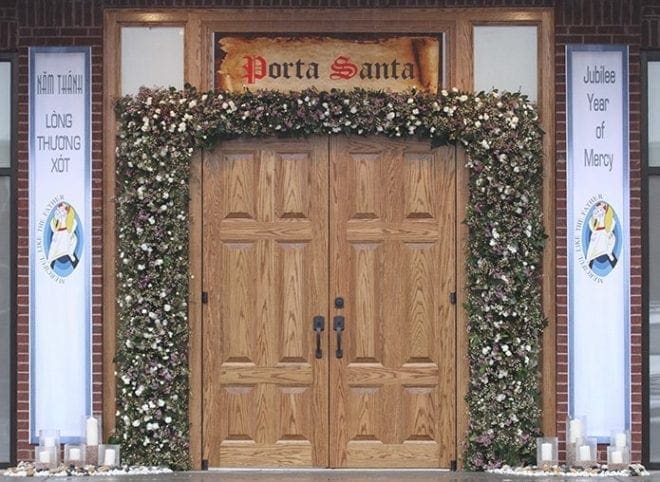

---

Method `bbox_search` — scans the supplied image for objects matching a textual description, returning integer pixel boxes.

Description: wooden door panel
[202,138,328,467]
[329,136,456,468]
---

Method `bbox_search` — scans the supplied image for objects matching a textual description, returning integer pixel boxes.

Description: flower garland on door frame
[114,86,546,470]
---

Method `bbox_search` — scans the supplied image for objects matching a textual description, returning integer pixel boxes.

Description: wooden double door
[202,136,456,468]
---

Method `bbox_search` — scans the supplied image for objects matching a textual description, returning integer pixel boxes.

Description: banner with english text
[29,47,91,443]
[567,44,630,440]
[214,35,441,93]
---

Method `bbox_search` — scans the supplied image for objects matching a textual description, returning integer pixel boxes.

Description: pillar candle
[579,444,591,462]
[86,416,99,446]
[569,419,583,443]
[541,442,553,461]
[611,450,623,464]
[103,448,116,466]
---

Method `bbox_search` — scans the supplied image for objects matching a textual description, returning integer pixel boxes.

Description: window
[121,26,185,96]
[645,53,660,467]
[0,54,15,468]
[473,25,538,103]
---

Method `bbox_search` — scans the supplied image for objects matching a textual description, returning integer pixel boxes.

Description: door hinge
[450,459,457,471]
[201,291,208,304]
[201,459,209,471]
[449,291,457,305]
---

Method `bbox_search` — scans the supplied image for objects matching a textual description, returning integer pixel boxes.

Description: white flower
[491,228,500,240]
[132,419,140,427]
[495,393,506,402]
[164,304,172,312]
[146,97,152,106]
[165,417,172,424]
[459,95,468,102]
[386,112,395,120]
[480,139,490,149]
[135,385,145,396]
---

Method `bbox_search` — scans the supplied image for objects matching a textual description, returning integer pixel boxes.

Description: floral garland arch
[114,86,546,470]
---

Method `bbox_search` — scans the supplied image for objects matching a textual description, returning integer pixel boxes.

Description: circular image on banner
[43,201,83,277]
[581,200,622,278]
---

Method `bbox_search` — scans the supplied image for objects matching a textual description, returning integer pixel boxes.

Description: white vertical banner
[29,47,91,442]
[567,44,630,439]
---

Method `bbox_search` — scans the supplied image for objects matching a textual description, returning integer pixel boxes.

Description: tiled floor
[0,469,657,481]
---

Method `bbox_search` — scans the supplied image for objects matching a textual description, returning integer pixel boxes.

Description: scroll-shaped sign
[29,47,91,442]
[567,44,630,440]
[215,35,441,93]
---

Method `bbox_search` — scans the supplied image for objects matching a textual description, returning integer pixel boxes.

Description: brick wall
[0,0,652,467]
[553,0,643,463]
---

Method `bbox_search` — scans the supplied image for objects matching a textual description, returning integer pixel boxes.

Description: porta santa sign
[215,36,441,93]
[567,45,630,440]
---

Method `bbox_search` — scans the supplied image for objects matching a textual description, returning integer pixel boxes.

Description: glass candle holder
[38,428,60,449]
[610,430,630,449]
[572,437,597,468]
[607,444,630,469]
[536,436,558,467]
[64,443,86,466]
[34,445,58,470]
[98,444,120,467]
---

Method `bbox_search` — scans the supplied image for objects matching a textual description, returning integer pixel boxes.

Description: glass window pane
[0,62,10,168]
[121,26,184,96]
[649,177,660,462]
[473,26,538,103]
[0,177,10,463]
[648,61,660,167]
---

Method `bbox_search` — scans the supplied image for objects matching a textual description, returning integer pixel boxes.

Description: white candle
[42,436,56,447]
[614,432,627,448]
[541,442,553,461]
[69,447,81,461]
[86,416,99,446]
[103,448,116,466]
[569,419,583,443]
[611,450,623,464]
[38,449,51,463]
[579,444,592,462]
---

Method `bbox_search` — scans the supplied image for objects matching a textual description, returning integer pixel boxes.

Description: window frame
[0,51,17,469]
[643,50,660,469]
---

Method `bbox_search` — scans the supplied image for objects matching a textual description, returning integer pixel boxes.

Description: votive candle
[540,442,553,461]
[103,448,116,466]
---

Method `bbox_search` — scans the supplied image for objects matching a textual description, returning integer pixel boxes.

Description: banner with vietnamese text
[29,47,91,442]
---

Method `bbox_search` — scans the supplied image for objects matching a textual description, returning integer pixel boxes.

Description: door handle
[313,316,325,359]
[333,315,345,359]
